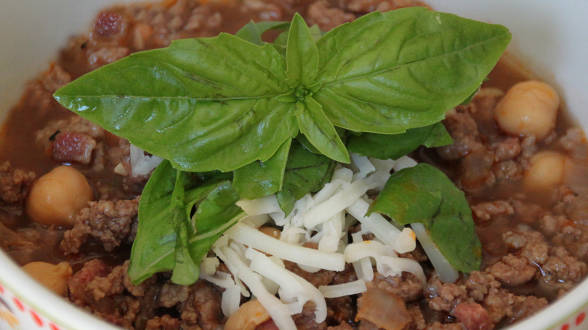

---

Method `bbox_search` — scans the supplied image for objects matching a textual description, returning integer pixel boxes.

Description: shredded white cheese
[221,246,296,330]
[412,223,459,283]
[246,248,327,323]
[350,232,374,281]
[199,155,452,329]
[129,144,162,177]
[319,280,367,298]
[227,223,345,271]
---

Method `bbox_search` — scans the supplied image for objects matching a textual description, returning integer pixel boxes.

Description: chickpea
[27,166,93,226]
[524,151,568,191]
[22,261,72,296]
[494,80,560,140]
[225,299,270,330]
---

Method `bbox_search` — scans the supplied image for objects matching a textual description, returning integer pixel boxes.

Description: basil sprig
[54,8,510,173]
[53,8,512,284]
[369,164,482,272]
[128,161,244,284]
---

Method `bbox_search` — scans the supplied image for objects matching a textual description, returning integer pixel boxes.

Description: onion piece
[129,144,162,177]
[319,280,367,298]
[227,223,345,271]
[411,223,459,283]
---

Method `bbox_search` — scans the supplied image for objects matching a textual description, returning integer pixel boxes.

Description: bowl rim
[0,250,117,330]
[1,0,588,328]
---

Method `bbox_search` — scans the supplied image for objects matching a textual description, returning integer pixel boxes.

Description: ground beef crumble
[61,198,139,254]
[0,161,36,207]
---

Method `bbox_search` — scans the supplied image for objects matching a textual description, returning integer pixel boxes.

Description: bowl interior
[1,1,588,329]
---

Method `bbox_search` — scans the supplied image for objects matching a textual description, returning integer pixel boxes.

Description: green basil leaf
[277,141,336,214]
[296,134,321,154]
[297,97,349,163]
[129,161,243,285]
[347,123,452,159]
[309,25,324,41]
[369,163,481,272]
[286,13,319,86]
[129,160,178,284]
[170,170,199,285]
[54,33,298,172]
[235,20,289,45]
[233,139,291,199]
[314,7,511,134]
[188,181,244,271]
[274,24,322,56]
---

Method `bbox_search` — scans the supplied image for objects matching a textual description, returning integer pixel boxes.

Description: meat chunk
[159,283,190,308]
[146,315,181,330]
[459,149,496,193]
[307,1,355,31]
[487,255,536,286]
[452,302,492,330]
[68,259,156,328]
[368,272,423,301]
[426,275,467,312]
[88,47,131,68]
[69,260,148,305]
[51,132,97,164]
[285,261,336,287]
[491,137,521,162]
[472,201,514,223]
[407,304,426,330]
[36,116,104,155]
[294,302,327,330]
[0,222,61,265]
[483,288,516,323]
[180,280,224,329]
[41,64,71,92]
[427,322,464,330]
[357,288,411,330]
[68,259,111,305]
[0,162,35,206]
[61,199,139,254]
[94,11,126,38]
[465,271,501,302]
[503,230,549,264]
[437,110,482,160]
[327,296,354,326]
[542,247,587,284]
[559,127,588,159]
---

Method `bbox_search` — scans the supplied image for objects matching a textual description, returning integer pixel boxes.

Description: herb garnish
[369,163,482,272]
[54,8,510,285]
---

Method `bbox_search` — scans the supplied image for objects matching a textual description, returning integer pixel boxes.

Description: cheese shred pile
[200,155,453,329]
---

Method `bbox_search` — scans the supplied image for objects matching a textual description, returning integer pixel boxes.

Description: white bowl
[1,1,587,329]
